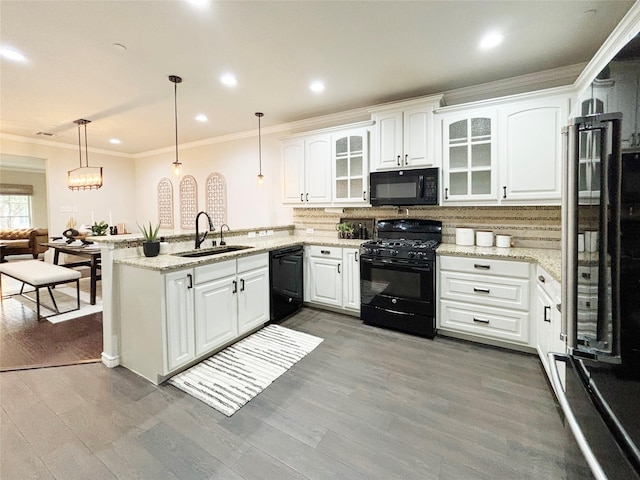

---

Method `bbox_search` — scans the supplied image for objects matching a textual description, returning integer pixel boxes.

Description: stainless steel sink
[173,245,253,258]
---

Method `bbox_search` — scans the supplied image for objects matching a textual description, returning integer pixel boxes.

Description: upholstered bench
[0,260,81,319]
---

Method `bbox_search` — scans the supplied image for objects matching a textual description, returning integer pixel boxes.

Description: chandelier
[67,119,103,190]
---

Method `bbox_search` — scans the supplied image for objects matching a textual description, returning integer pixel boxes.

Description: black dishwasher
[269,245,303,322]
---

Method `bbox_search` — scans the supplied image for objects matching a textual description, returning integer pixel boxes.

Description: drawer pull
[581,272,591,280]
[320,250,331,255]
[544,305,551,322]
[473,287,490,294]
[538,275,546,283]
[474,264,491,270]
[473,317,490,324]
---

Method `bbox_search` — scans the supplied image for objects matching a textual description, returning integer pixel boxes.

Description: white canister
[585,231,599,253]
[455,228,475,246]
[495,235,512,248]
[159,242,170,255]
[475,230,494,247]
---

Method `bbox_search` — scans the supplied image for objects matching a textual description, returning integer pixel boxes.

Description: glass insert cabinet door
[332,128,369,203]
[442,113,496,201]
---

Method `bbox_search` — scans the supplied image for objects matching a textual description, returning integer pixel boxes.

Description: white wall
[134,131,292,233]
[0,136,137,236]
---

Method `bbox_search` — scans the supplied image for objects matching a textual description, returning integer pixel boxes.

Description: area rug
[2,276,102,323]
[168,324,323,416]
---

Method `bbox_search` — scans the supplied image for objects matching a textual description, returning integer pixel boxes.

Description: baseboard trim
[101,352,120,368]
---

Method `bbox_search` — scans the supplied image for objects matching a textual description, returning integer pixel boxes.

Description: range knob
[408,251,416,258]
[391,250,398,256]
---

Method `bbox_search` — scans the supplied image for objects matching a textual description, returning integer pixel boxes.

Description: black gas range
[360,219,441,338]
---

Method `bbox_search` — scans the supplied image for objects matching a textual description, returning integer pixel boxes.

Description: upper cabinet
[437,88,572,205]
[610,59,640,149]
[369,96,443,171]
[332,128,369,204]
[281,123,371,207]
[281,134,332,205]
[440,110,497,202]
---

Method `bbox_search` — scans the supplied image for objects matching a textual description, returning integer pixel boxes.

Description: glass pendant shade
[68,119,103,190]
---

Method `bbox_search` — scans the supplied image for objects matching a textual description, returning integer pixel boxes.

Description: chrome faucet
[219,224,230,246]
[195,211,215,249]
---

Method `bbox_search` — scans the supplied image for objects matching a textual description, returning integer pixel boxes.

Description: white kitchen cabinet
[369,96,442,171]
[194,261,237,356]
[165,269,196,372]
[281,135,332,205]
[441,110,497,202]
[307,245,342,308]
[305,245,360,314]
[237,256,270,335]
[342,247,360,311]
[332,128,369,204]
[499,95,569,203]
[438,255,532,347]
[535,266,565,381]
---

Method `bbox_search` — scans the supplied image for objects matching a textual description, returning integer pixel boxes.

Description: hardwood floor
[0,308,592,479]
[0,297,103,371]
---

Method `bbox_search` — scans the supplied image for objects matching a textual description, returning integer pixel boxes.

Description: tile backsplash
[294,206,561,249]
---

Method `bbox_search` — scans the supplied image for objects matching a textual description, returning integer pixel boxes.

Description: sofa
[0,228,49,260]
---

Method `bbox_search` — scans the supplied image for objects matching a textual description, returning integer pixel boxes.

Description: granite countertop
[115,235,366,272]
[437,243,562,283]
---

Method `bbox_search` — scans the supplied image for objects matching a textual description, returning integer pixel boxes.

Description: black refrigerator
[551,111,640,480]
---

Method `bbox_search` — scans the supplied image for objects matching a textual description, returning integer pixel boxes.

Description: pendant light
[67,119,103,190]
[169,75,183,179]
[255,112,264,184]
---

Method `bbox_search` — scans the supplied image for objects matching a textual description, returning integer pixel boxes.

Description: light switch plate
[266,230,274,236]
[306,228,314,234]
[248,232,256,238]
[258,230,267,237]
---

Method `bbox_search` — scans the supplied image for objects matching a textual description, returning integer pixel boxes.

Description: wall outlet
[266,230,274,236]
[60,205,72,213]
[306,228,314,234]
[258,230,267,237]
[248,231,256,238]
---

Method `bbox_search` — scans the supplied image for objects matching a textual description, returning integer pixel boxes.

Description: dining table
[41,242,101,305]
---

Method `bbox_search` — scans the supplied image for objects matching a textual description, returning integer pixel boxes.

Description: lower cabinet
[119,253,269,385]
[535,265,565,377]
[305,245,360,313]
[438,255,532,347]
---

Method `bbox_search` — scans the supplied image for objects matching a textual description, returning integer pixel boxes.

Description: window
[0,194,32,228]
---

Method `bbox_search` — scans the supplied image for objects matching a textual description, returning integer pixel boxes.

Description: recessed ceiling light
[195,114,208,122]
[0,47,27,62]
[109,138,121,145]
[479,32,504,50]
[310,81,325,93]
[186,0,211,6]
[220,73,237,87]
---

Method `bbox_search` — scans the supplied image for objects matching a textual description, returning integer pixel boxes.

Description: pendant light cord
[77,123,83,168]
[84,122,89,167]
[258,115,262,175]
[174,81,178,163]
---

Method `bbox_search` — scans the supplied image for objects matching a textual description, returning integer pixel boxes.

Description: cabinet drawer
[536,265,560,300]
[194,259,236,285]
[440,271,530,310]
[237,252,268,273]
[439,255,530,278]
[308,245,342,259]
[440,299,530,344]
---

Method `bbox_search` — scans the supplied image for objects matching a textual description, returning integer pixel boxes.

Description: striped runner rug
[168,324,323,416]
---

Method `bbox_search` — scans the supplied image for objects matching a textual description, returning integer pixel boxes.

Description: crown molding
[574,1,640,93]
[0,132,133,158]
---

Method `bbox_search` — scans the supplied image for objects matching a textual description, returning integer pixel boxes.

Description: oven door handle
[360,256,432,272]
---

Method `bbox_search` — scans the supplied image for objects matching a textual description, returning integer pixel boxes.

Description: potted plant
[137,221,161,257]
[90,220,109,236]
[336,222,354,239]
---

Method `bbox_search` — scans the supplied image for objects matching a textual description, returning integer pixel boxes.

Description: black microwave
[369,168,439,206]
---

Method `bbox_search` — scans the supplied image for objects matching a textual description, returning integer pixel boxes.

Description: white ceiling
[0,0,634,155]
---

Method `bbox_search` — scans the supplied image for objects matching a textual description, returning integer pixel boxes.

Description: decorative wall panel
[157,178,174,229]
[206,173,227,227]
[180,175,198,230]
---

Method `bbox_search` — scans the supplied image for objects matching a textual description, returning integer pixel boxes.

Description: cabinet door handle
[355,251,358,262]
[397,155,401,166]
[240,279,245,292]
[631,133,636,147]
[232,280,237,294]
[581,272,591,280]
[187,274,193,289]
[544,305,551,322]
[404,154,408,166]
[473,287,490,294]
[474,263,491,270]
[473,317,490,324]
[445,187,449,200]
[538,275,546,283]
[300,193,304,202]
[363,190,367,201]
[306,193,309,202]
[503,186,507,199]
[338,263,341,274]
